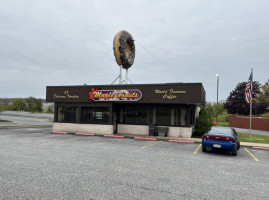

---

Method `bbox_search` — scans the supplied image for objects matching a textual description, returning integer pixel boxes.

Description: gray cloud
[0,0,268,102]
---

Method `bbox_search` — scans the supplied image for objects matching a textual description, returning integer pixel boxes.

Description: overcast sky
[1,0,268,102]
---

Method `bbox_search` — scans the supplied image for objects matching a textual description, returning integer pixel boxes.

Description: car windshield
[208,126,233,135]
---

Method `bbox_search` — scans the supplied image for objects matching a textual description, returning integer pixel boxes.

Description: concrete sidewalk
[115,133,269,148]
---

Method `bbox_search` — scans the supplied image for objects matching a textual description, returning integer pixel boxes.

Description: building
[46,82,205,137]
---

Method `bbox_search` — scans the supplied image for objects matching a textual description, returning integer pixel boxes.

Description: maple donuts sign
[89,88,142,101]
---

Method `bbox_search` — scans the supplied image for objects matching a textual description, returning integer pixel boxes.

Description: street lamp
[216,74,219,125]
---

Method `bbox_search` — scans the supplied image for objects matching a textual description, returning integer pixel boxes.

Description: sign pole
[126,68,128,84]
[119,66,122,84]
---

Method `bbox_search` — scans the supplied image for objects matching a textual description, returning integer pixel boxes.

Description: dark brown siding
[46,83,205,104]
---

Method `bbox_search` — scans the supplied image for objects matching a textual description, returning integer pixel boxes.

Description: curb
[134,137,157,141]
[104,135,125,138]
[49,132,269,148]
[252,146,269,150]
[76,133,95,136]
[168,140,195,144]
[51,131,68,134]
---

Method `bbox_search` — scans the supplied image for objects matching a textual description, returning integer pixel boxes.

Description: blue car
[202,126,240,156]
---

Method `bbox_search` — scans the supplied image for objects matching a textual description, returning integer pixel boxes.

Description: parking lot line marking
[141,141,163,149]
[244,148,259,162]
[193,144,201,155]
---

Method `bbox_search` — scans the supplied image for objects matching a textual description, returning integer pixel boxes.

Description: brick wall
[229,115,269,131]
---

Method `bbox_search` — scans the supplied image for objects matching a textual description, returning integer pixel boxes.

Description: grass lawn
[215,122,269,144]
[238,132,269,144]
[217,122,229,127]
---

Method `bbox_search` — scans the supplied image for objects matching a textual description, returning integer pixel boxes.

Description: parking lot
[1,127,269,200]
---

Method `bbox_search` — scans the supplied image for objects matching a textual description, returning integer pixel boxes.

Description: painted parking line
[244,147,259,162]
[141,141,163,149]
[193,144,201,155]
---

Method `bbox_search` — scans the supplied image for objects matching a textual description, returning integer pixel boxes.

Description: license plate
[213,144,221,148]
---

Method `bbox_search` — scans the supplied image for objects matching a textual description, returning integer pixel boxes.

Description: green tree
[26,97,43,112]
[205,102,228,122]
[0,102,4,112]
[12,98,26,111]
[0,98,12,111]
[194,107,214,136]
[36,99,43,112]
[254,81,269,111]
[224,81,266,115]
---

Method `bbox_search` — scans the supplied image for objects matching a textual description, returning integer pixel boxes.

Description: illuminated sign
[89,88,142,101]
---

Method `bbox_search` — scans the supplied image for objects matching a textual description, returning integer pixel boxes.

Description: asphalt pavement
[1,127,269,200]
[0,111,53,127]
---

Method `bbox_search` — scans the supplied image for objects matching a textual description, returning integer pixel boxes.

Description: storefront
[46,82,205,137]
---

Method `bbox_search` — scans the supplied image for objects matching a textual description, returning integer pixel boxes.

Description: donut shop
[46,30,206,137]
[46,82,205,137]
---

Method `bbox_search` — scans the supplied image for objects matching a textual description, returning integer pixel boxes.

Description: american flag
[244,71,253,104]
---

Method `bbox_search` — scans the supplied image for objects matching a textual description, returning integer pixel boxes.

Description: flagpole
[249,68,253,140]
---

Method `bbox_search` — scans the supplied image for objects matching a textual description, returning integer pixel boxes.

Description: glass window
[81,107,94,123]
[124,108,134,124]
[134,108,149,124]
[156,108,170,126]
[190,108,195,125]
[120,107,149,125]
[181,108,186,126]
[174,108,181,126]
[57,106,78,123]
[81,107,109,124]
[171,109,175,126]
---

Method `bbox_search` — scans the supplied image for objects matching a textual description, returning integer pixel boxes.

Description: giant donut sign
[113,30,135,69]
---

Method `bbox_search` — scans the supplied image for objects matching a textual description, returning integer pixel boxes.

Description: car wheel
[237,142,240,150]
[202,146,207,152]
[232,150,237,156]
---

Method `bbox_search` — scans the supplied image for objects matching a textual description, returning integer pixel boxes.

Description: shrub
[217,111,229,122]
[194,108,214,136]
[261,112,269,118]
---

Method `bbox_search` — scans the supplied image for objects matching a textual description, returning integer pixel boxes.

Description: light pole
[216,74,219,125]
